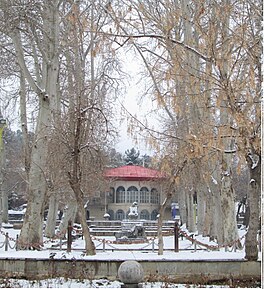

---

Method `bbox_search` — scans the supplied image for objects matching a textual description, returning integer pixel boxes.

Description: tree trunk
[1,141,8,224]
[202,193,212,237]
[57,201,78,237]
[44,192,59,238]
[217,0,239,247]
[69,181,95,256]
[245,154,261,260]
[19,71,30,187]
[2,181,8,224]
[197,191,205,235]
[157,192,172,255]
[211,189,224,243]
[245,179,260,260]
[187,192,196,232]
[12,0,60,247]
[220,167,239,245]
[0,123,5,228]
[18,98,51,248]
[178,190,187,225]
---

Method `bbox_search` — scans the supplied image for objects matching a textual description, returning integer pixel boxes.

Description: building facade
[88,164,174,221]
[106,180,162,220]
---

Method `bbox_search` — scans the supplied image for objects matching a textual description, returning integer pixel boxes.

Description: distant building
[88,164,174,221]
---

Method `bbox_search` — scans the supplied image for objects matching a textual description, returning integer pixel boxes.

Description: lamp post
[0,114,6,228]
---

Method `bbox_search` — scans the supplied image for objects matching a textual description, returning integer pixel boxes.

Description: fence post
[190,234,194,244]
[67,220,72,253]
[152,239,155,252]
[194,240,197,252]
[16,234,19,251]
[174,221,179,252]
[103,239,105,252]
[5,233,8,251]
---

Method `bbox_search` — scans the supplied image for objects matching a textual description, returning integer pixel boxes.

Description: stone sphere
[118,261,144,284]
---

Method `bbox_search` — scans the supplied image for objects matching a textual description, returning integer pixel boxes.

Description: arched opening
[86,209,90,220]
[116,186,125,203]
[151,209,159,220]
[108,210,114,220]
[108,187,115,203]
[115,209,125,220]
[127,186,139,203]
[151,188,160,204]
[140,209,150,220]
[140,187,149,203]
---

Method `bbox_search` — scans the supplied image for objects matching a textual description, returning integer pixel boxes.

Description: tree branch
[11,29,45,97]
[103,32,211,62]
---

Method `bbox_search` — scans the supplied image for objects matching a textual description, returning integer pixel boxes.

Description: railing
[0,232,18,251]
[0,221,260,254]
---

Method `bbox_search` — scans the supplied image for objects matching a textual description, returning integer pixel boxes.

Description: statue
[128,202,138,220]
[115,202,146,241]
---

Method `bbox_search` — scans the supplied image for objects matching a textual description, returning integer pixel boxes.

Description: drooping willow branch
[119,100,238,155]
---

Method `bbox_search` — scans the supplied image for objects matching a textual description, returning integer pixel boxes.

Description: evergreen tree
[124,148,140,165]
[139,154,152,168]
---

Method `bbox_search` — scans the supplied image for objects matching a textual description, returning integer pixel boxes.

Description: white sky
[3,47,158,157]
[114,52,158,156]
[115,90,154,155]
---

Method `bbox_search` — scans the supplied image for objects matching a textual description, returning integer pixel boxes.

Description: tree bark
[19,71,30,189]
[178,190,187,225]
[0,122,5,227]
[18,98,51,248]
[186,191,196,232]
[202,193,212,237]
[12,1,60,248]
[218,0,239,246]
[211,188,224,243]
[220,168,239,245]
[44,192,59,238]
[57,201,78,237]
[157,191,172,255]
[1,136,8,224]
[69,181,95,256]
[245,154,261,260]
[197,192,205,235]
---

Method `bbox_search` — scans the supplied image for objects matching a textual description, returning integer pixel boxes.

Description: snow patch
[211,176,218,185]
[248,154,259,169]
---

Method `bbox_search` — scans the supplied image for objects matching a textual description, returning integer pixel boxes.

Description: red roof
[104,165,167,181]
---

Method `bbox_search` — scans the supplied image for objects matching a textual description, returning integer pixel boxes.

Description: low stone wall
[0,258,260,283]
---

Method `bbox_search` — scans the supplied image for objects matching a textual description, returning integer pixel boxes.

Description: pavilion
[88,164,173,220]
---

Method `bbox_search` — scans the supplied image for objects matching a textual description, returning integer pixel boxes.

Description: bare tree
[106,0,261,259]
[51,0,123,255]
[0,0,61,247]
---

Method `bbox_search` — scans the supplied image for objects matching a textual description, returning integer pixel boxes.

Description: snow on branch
[247,153,259,169]
[211,176,218,185]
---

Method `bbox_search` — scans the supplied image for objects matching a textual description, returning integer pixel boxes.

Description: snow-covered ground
[0,277,238,288]
[0,225,252,261]
[0,225,260,288]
